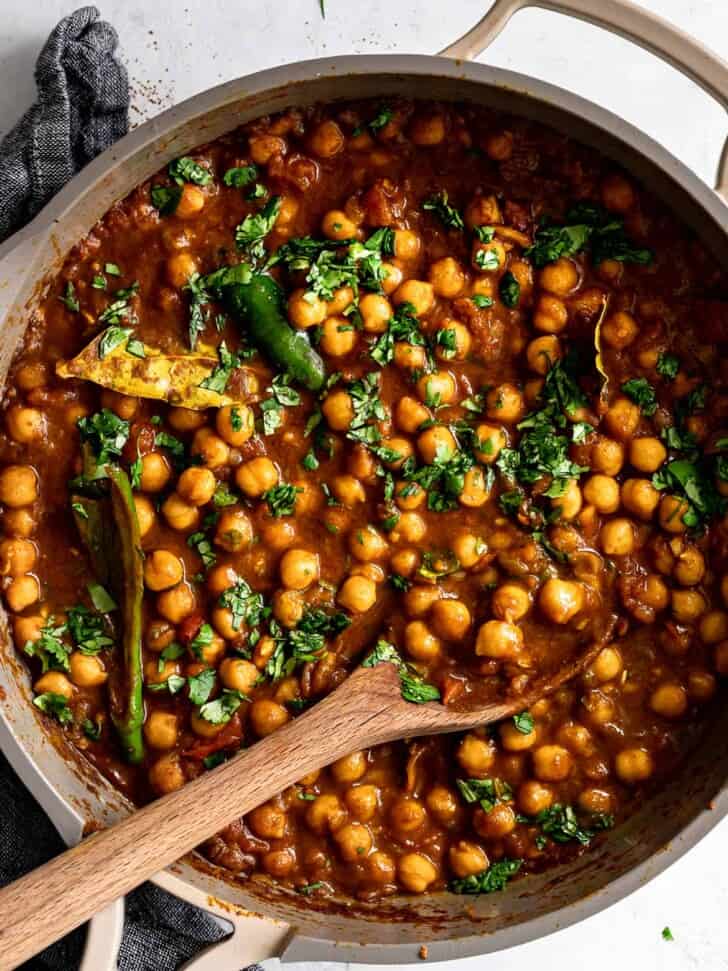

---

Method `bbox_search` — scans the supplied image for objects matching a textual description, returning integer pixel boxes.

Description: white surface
[2,1,728,969]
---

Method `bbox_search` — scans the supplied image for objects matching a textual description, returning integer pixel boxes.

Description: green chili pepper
[220,274,326,391]
[72,450,144,763]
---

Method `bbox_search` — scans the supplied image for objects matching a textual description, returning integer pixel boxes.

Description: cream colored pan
[1,2,728,968]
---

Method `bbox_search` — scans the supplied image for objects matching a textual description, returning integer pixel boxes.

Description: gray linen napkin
[0,8,256,970]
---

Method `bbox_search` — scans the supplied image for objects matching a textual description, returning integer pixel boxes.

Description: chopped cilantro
[423,190,464,231]
[218,579,267,631]
[524,203,652,267]
[621,377,657,416]
[512,711,534,734]
[151,184,182,215]
[23,617,70,673]
[450,859,522,895]
[656,353,679,380]
[169,156,212,186]
[58,281,80,312]
[456,777,513,813]
[662,927,674,942]
[224,165,258,188]
[235,195,282,261]
[263,483,302,518]
[199,688,247,724]
[188,667,216,705]
[77,409,130,468]
[499,271,520,308]
[362,639,440,704]
[33,692,73,726]
[199,341,239,393]
[188,531,217,570]
[189,623,214,660]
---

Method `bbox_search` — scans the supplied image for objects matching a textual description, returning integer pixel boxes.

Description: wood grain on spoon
[0,623,609,971]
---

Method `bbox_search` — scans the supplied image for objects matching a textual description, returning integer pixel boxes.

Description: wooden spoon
[0,624,610,970]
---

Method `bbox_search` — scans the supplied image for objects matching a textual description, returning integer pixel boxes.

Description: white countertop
[2,2,728,969]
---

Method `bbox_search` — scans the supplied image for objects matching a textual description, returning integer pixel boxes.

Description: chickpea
[715,640,728,675]
[359,293,392,334]
[590,646,623,682]
[430,599,471,640]
[474,803,517,839]
[490,582,530,622]
[156,582,196,623]
[215,405,254,447]
[672,547,703,588]
[5,575,40,612]
[0,538,36,577]
[435,319,471,362]
[615,747,653,783]
[393,341,427,371]
[161,493,200,532]
[34,671,73,700]
[416,426,455,468]
[603,397,641,441]
[15,362,47,391]
[672,589,707,624]
[322,389,354,431]
[379,436,414,470]
[601,173,635,213]
[236,456,279,497]
[206,562,238,598]
[149,754,185,794]
[144,658,181,688]
[365,850,395,885]
[428,257,466,299]
[627,439,665,476]
[475,619,523,659]
[273,588,305,628]
[658,495,690,534]
[320,315,358,357]
[591,436,625,476]
[248,802,288,839]
[144,711,179,750]
[168,407,206,433]
[540,258,578,296]
[457,733,496,775]
[337,574,377,614]
[0,465,38,507]
[67,651,108,690]
[600,518,636,556]
[499,720,536,753]
[166,252,197,288]
[700,610,728,644]
[262,519,297,552]
[533,294,568,333]
[172,467,213,507]
[279,548,319,590]
[334,821,372,862]
[452,532,487,569]
[381,261,404,294]
[13,614,44,646]
[139,452,170,494]
[249,133,286,164]
[6,405,45,444]
[392,398,428,438]
[601,310,639,349]
[404,620,441,662]
[219,657,259,694]
[650,682,688,719]
[532,744,573,782]
[458,466,490,508]
[404,584,441,618]
[583,474,620,514]
[518,780,554,816]
[410,114,446,145]
[249,699,290,737]
[526,336,562,375]
[622,478,660,520]
[2,507,36,538]
[134,495,156,538]
[425,786,461,827]
[539,578,584,624]
[393,280,434,317]
[474,424,506,464]
[175,184,206,218]
[688,670,716,702]
[483,130,513,160]
[349,525,388,563]
[553,479,582,521]
[191,428,230,469]
[143,549,183,593]
[486,383,524,423]
[326,285,355,315]
[397,853,437,893]
[306,793,347,834]
[309,119,345,158]
[345,784,379,822]
[287,287,327,329]
[447,841,488,879]
[392,229,420,261]
[331,750,367,784]
[214,508,253,553]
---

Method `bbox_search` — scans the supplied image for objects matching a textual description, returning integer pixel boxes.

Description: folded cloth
[0,9,259,970]
[0,5,128,239]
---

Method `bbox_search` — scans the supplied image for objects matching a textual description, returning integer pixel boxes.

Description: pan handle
[441,0,728,199]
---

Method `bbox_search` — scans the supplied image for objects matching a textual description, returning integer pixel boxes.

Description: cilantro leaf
[169,156,212,186]
[77,409,130,469]
[59,281,80,312]
[512,711,534,734]
[33,692,72,726]
[499,271,520,308]
[224,165,258,187]
[621,377,657,416]
[656,352,679,380]
[235,196,282,261]
[450,859,522,894]
[362,639,440,704]
[263,483,302,518]
[199,688,247,724]
[423,190,464,231]
[151,184,182,215]
[188,667,216,705]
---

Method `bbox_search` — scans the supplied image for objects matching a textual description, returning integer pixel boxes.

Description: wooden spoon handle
[0,665,401,971]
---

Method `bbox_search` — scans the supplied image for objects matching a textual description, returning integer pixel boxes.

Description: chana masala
[2,98,728,901]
